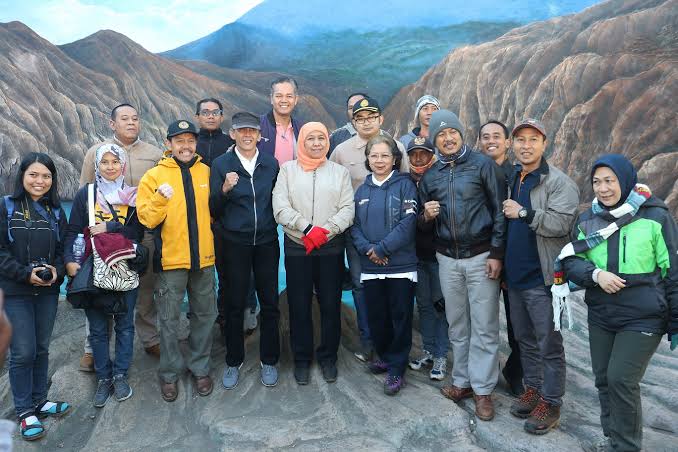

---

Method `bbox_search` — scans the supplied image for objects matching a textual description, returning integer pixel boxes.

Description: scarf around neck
[550,183,652,330]
[94,143,137,213]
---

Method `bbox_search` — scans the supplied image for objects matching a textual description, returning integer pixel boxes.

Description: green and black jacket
[563,196,678,335]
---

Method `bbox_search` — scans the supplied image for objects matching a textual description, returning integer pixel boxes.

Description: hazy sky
[0,0,262,52]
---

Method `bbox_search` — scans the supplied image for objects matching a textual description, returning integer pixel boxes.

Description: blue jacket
[351,171,418,274]
[258,111,303,158]
[209,149,280,246]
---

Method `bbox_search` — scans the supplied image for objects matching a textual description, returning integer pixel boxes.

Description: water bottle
[73,233,86,264]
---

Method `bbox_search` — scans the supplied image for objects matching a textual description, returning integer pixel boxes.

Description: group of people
[0,76,676,452]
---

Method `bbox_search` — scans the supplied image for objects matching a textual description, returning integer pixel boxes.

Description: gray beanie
[429,109,464,142]
[413,95,441,125]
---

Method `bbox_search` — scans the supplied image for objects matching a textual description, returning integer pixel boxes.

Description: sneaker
[321,362,338,383]
[79,352,95,372]
[384,375,405,396]
[260,363,278,387]
[112,374,133,402]
[294,366,310,385]
[510,386,540,419]
[93,378,112,408]
[222,364,242,390]
[524,398,561,435]
[367,359,388,374]
[429,357,447,380]
[408,350,433,370]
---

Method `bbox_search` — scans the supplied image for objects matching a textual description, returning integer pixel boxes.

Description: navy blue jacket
[351,171,418,274]
[209,149,280,245]
[258,111,303,158]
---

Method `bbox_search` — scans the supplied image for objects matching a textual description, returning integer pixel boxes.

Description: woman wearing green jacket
[561,154,677,452]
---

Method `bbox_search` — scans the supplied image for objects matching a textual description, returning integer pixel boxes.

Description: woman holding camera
[0,152,70,441]
[64,143,144,408]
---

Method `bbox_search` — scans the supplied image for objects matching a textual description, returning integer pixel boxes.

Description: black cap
[231,112,261,130]
[352,96,381,117]
[167,120,198,139]
[406,136,435,154]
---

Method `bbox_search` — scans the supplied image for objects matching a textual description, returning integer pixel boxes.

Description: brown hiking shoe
[79,352,94,372]
[524,398,560,435]
[510,386,540,418]
[440,385,474,403]
[160,380,178,402]
[193,374,213,397]
[474,394,495,421]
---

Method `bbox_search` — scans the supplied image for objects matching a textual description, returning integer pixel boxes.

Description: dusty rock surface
[1,292,676,451]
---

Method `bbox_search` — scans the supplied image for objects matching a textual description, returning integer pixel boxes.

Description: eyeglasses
[199,109,223,117]
[353,115,380,125]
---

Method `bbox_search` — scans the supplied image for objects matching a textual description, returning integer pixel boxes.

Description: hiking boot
[510,386,540,419]
[367,359,388,374]
[429,357,447,381]
[524,398,561,435]
[408,350,433,370]
[112,374,133,402]
[384,375,405,396]
[222,364,242,390]
[79,352,94,372]
[93,378,112,408]
[144,344,160,358]
[193,374,213,396]
[321,362,338,383]
[160,380,178,402]
[441,385,473,403]
[294,366,310,385]
[260,363,278,387]
[474,394,495,421]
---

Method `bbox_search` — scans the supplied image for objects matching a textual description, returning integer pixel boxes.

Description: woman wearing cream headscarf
[272,122,354,385]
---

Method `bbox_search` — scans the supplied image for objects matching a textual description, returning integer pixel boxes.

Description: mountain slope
[384,0,678,215]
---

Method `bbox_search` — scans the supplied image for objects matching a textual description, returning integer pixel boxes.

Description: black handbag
[66,254,127,315]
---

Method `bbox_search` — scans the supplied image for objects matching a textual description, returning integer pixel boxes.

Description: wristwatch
[518,208,528,219]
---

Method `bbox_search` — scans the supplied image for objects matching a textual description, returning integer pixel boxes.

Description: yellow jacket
[137,153,215,271]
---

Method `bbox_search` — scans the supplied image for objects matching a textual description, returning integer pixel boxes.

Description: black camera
[30,259,53,282]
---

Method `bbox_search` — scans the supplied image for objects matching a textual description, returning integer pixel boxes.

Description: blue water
[59,202,355,305]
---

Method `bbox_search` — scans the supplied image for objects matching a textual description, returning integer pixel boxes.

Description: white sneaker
[408,350,433,370]
[430,357,447,381]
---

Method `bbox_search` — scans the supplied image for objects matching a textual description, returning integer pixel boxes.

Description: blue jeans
[415,260,449,358]
[85,288,137,380]
[4,293,58,417]
[345,235,372,349]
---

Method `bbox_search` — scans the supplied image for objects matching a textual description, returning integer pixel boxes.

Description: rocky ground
[1,293,677,451]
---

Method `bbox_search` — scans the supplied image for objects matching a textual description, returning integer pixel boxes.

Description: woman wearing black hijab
[560,154,678,451]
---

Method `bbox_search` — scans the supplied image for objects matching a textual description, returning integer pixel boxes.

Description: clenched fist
[423,200,441,221]
[158,183,174,199]
[222,172,239,194]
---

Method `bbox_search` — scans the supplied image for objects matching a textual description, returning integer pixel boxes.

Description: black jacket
[0,196,67,296]
[196,128,235,167]
[63,184,144,264]
[209,149,280,245]
[563,196,678,335]
[418,146,505,259]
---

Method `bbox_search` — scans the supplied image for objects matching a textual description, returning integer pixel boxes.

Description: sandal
[35,400,71,419]
[18,413,46,441]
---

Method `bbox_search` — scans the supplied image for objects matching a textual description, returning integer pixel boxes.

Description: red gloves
[302,226,330,255]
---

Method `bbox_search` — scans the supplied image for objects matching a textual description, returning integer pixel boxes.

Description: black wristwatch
[518,208,528,219]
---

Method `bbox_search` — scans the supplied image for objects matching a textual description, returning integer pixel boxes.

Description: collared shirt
[274,123,295,164]
[235,147,259,176]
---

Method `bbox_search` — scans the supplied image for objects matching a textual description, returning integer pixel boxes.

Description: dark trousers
[363,278,415,377]
[223,239,280,367]
[285,253,343,366]
[5,293,58,417]
[588,323,660,452]
[85,288,137,380]
[502,288,523,382]
[215,233,257,321]
[508,286,565,405]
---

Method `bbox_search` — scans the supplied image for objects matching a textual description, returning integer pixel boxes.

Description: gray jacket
[508,159,580,285]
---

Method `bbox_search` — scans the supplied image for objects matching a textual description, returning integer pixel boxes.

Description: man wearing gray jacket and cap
[418,110,505,421]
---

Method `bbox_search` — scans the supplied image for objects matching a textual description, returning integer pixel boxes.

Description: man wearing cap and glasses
[137,119,217,402]
[502,118,578,435]
[330,96,409,363]
[209,112,282,390]
[78,104,164,371]
[329,92,367,154]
